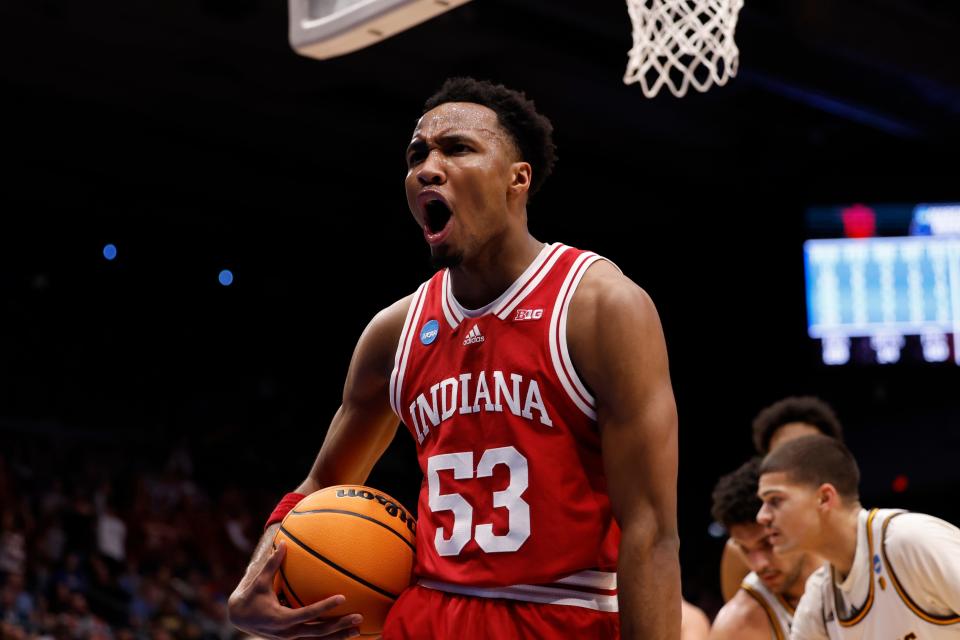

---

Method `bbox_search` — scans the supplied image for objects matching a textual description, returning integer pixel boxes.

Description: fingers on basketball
[289,595,351,624]
[263,541,286,575]
[287,612,363,638]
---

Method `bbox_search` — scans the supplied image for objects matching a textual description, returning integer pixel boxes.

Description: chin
[763,577,784,592]
[430,251,463,270]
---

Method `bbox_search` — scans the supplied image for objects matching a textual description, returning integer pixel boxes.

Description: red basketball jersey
[388,243,620,612]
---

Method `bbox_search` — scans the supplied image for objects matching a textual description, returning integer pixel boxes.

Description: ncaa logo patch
[420,319,439,345]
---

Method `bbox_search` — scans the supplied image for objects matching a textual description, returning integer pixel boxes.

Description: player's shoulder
[680,599,710,640]
[792,565,829,622]
[790,567,831,640]
[882,510,960,557]
[570,251,658,324]
[803,563,831,592]
[354,293,418,376]
[709,589,773,640]
[681,598,711,640]
[370,293,417,333]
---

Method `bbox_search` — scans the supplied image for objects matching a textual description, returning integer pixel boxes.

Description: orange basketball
[273,485,416,637]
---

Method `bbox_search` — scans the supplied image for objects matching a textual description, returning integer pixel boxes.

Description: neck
[783,553,825,606]
[448,229,543,310]
[821,505,862,579]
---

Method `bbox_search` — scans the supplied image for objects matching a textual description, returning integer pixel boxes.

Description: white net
[623,0,744,98]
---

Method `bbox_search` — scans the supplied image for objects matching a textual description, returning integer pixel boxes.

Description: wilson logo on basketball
[336,488,417,533]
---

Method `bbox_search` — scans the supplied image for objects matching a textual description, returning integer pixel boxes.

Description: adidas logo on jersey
[462,325,485,345]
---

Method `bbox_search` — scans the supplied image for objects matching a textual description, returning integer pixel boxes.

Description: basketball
[272,485,416,637]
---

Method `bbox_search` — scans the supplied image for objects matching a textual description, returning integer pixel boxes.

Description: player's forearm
[230,522,281,609]
[618,526,681,640]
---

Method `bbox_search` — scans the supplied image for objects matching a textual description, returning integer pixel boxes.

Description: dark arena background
[2,0,959,637]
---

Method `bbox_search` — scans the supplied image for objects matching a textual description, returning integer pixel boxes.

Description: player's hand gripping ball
[273,486,416,637]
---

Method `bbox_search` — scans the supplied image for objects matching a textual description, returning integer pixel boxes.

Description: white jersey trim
[440,270,460,330]
[389,281,429,418]
[554,569,618,590]
[444,243,558,325]
[495,243,570,319]
[549,252,604,420]
[741,571,793,640]
[417,569,619,612]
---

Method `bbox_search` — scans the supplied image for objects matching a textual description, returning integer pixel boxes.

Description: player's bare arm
[681,599,712,640]
[707,591,774,640]
[567,260,681,639]
[227,294,412,639]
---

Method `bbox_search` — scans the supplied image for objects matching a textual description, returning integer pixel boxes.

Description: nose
[417,149,446,186]
[749,550,772,573]
[757,503,772,526]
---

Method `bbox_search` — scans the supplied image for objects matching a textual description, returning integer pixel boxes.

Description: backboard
[289,0,473,60]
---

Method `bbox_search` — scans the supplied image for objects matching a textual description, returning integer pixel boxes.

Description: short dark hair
[759,435,860,502]
[423,77,557,198]
[711,457,763,529]
[752,396,844,455]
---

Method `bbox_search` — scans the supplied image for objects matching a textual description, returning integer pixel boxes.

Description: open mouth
[424,199,453,234]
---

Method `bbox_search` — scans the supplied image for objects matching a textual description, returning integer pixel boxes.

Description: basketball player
[709,458,820,640]
[682,598,711,639]
[757,435,960,639]
[720,397,844,601]
[227,78,680,639]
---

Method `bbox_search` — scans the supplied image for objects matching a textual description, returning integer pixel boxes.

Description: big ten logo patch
[514,308,543,321]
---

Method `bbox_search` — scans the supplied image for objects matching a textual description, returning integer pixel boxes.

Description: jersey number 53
[427,446,530,556]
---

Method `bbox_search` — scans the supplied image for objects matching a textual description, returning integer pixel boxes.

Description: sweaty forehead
[411,102,507,143]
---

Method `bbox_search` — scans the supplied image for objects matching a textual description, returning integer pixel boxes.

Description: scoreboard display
[804,203,960,366]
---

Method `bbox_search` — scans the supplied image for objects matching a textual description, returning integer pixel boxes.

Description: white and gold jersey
[741,571,794,640]
[793,508,960,640]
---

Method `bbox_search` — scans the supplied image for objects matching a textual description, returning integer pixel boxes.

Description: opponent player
[227,77,680,639]
[720,397,844,601]
[682,598,711,639]
[709,458,820,640]
[757,435,960,639]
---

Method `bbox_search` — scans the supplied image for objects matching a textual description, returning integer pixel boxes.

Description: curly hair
[752,396,844,455]
[711,457,763,529]
[423,77,557,198]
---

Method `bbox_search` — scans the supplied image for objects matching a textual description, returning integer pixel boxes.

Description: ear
[816,483,841,512]
[508,161,532,199]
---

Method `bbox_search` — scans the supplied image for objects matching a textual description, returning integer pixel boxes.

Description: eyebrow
[406,130,496,155]
[758,488,784,498]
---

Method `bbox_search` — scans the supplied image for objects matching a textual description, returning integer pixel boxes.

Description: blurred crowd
[0,428,268,640]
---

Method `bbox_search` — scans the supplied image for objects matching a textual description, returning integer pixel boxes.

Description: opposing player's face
[728,522,808,594]
[405,102,523,269]
[756,471,821,555]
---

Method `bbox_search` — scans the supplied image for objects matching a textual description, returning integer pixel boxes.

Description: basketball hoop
[623,0,744,98]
